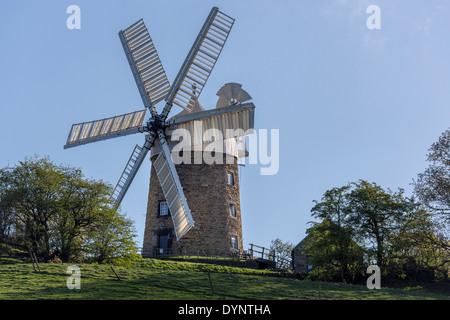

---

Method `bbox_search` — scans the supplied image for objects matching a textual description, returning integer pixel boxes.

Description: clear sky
[1,0,449,250]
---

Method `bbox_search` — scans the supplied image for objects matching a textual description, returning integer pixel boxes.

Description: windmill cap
[216,83,252,108]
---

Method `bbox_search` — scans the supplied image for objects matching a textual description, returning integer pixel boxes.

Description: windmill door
[158,234,169,255]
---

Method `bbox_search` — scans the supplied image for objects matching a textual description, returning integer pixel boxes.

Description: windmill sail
[153,130,194,240]
[110,133,156,207]
[161,7,234,119]
[64,109,146,149]
[119,19,170,114]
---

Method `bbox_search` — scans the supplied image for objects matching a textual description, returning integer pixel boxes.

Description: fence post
[28,248,37,272]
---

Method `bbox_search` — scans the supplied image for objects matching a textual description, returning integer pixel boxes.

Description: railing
[248,243,292,270]
[137,245,292,270]
[248,243,275,261]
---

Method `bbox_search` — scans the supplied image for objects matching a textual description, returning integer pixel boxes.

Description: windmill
[63,7,255,244]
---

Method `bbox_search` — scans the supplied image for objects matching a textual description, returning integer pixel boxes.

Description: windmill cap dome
[216,83,252,108]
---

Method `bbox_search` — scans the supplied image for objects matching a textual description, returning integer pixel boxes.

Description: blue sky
[1,0,449,250]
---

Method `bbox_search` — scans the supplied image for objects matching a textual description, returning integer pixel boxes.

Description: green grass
[0,258,448,300]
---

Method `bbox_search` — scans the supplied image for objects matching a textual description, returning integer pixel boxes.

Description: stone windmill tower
[143,83,253,257]
[62,8,255,258]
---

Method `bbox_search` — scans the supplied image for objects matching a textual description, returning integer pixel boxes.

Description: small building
[291,236,312,275]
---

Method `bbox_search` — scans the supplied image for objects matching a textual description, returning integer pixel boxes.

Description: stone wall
[142,151,243,257]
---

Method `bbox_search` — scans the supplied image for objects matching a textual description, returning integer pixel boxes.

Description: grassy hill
[0,258,448,300]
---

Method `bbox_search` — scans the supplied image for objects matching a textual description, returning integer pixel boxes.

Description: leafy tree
[390,207,449,280]
[0,156,138,263]
[0,171,16,254]
[412,129,450,279]
[414,128,450,228]
[307,186,365,283]
[0,157,63,257]
[269,238,294,269]
[86,209,139,265]
[305,219,365,283]
[311,186,351,227]
[346,180,414,272]
[51,168,115,262]
[306,181,447,283]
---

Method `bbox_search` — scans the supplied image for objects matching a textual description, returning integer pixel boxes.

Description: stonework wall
[142,152,243,257]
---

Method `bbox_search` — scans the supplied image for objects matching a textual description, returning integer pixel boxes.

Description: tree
[51,168,116,262]
[311,186,351,227]
[305,218,365,283]
[269,238,294,269]
[346,180,414,272]
[0,171,16,254]
[0,157,64,257]
[86,209,138,265]
[414,128,450,229]
[389,207,449,280]
[306,181,446,283]
[0,156,138,263]
[307,186,364,283]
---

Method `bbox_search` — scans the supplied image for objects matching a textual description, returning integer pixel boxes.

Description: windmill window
[231,235,238,250]
[159,201,170,216]
[227,172,234,185]
[229,204,236,217]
